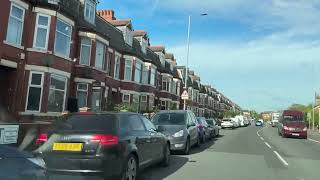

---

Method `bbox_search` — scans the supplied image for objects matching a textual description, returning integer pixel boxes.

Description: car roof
[74,111,140,116]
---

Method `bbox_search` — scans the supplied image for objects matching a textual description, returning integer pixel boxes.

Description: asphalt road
[49,124,320,180]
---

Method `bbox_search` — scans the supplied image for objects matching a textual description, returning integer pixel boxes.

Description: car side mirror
[156,126,165,132]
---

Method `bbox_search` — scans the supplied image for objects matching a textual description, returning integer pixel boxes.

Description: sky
[98,0,320,112]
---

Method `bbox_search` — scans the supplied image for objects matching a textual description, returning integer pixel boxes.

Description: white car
[221,119,235,129]
[231,118,240,128]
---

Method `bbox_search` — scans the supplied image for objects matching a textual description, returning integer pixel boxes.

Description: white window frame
[134,61,142,83]
[84,0,96,24]
[162,79,167,91]
[124,59,132,81]
[95,41,105,69]
[122,93,130,103]
[48,74,67,112]
[76,83,88,108]
[33,13,51,50]
[79,37,92,65]
[54,19,72,58]
[141,95,147,103]
[114,55,121,79]
[25,71,44,112]
[6,3,25,46]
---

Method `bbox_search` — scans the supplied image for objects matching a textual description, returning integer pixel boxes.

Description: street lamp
[183,13,207,111]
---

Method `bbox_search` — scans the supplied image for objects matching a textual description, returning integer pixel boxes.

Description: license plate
[292,133,300,136]
[53,143,83,151]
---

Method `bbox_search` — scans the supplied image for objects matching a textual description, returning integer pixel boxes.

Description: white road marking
[273,151,289,166]
[308,138,320,144]
[260,137,264,140]
[264,142,272,149]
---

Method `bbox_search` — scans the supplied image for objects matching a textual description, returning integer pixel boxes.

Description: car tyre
[161,143,170,167]
[120,154,138,180]
[183,139,190,155]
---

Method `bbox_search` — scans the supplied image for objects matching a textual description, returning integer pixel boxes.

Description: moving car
[0,145,46,180]
[278,110,307,139]
[36,112,170,180]
[196,117,211,143]
[152,110,200,155]
[221,118,235,129]
[206,119,220,137]
[256,119,264,126]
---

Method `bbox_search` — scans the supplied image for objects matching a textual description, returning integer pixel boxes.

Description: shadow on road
[138,155,189,180]
[189,135,224,155]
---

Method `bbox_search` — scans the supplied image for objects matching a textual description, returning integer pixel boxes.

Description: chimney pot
[98,9,115,21]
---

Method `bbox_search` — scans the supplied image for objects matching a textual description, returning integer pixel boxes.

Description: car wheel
[161,143,170,167]
[183,139,190,155]
[201,133,206,143]
[120,154,138,180]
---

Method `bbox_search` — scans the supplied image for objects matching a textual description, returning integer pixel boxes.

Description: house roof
[150,46,165,53]
[133,30,147,37]
[165,53,174,60]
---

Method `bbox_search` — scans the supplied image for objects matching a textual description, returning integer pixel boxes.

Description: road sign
[181,90,189,100]
[0,125,19,144]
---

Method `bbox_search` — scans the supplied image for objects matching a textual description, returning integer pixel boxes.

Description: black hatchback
[35,112,170,180]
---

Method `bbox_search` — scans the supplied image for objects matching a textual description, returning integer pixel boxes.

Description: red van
[278,110,307,139]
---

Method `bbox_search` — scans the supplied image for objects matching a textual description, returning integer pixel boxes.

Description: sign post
[181,90,189,110]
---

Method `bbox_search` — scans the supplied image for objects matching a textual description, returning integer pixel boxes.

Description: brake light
[92,134,119,145]
[36,133,48,145]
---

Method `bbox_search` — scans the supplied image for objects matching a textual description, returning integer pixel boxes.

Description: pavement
[307,129,320,143]
[49,124,320,180]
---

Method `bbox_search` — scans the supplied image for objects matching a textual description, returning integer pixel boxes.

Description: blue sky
[98,0,320,112]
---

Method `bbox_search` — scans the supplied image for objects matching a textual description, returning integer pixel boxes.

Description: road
[50,124,320,180]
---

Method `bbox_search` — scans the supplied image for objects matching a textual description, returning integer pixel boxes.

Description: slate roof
[150,46,165,53]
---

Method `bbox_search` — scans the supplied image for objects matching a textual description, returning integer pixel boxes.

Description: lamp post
[183,13,207,111]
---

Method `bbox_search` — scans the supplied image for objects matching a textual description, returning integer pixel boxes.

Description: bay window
[171,81,176,94]
[149,96,154,109]
[162,80,167,91]
[140,95,147,111]
[33,14,50,49]
[122,94,130,104]
[54,19,72,57]
[134,61,142,83]
[95,41,105,69]
[26,72,44,111]
[77,83,88,108]
[141,64,149,84]
[107,52,113,76]
[6,3,25,45]
[114,55,120,79]
[177,82,181,95]
[150,68,156,86]
[79,37,91,65]
[48,74,67,112]
[124,59,132,81]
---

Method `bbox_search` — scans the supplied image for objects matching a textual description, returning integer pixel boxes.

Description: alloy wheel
[125,156,137,180]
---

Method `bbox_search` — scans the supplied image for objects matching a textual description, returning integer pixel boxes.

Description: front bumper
[283,130,307,138]
[168,136,186,151]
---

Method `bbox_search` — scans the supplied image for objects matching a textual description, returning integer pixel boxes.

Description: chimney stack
[97,10,116,21]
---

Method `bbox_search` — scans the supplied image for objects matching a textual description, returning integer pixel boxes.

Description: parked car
[152,110,200,155]
[0,145,47,180]
[235,115,245,127]
[206,119,220,137]
[35,112,170,180]
[221,118,235,129]
[256,120,263,126]
[231,118,240,128]
[278,110,307,139]
[196,117,211,143]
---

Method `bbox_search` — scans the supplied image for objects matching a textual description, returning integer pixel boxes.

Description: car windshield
[283,115,304,122]
[152,113,185,125]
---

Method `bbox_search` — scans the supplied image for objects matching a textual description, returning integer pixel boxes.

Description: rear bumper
[43,155,123,177]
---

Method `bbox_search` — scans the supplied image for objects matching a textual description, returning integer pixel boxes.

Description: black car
[35,112,170,180]
[0,145,47,180]
[152,110,200,155]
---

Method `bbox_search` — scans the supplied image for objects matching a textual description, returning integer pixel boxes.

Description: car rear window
[283,115,304,122]
[152,113,186,125]
[223,119,231,122]
[55,114,118,133]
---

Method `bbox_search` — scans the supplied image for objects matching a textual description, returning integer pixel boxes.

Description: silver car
[152,110,200,155]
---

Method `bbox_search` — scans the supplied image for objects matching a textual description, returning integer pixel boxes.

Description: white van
[231,118,240,128]
[235,115,245,127]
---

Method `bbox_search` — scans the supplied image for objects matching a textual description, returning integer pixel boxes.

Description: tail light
[91,134,119,146]
[36,133,48,145]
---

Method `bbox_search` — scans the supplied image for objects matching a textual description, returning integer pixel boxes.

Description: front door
[0,66,16,118]
[91,87,102,112]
